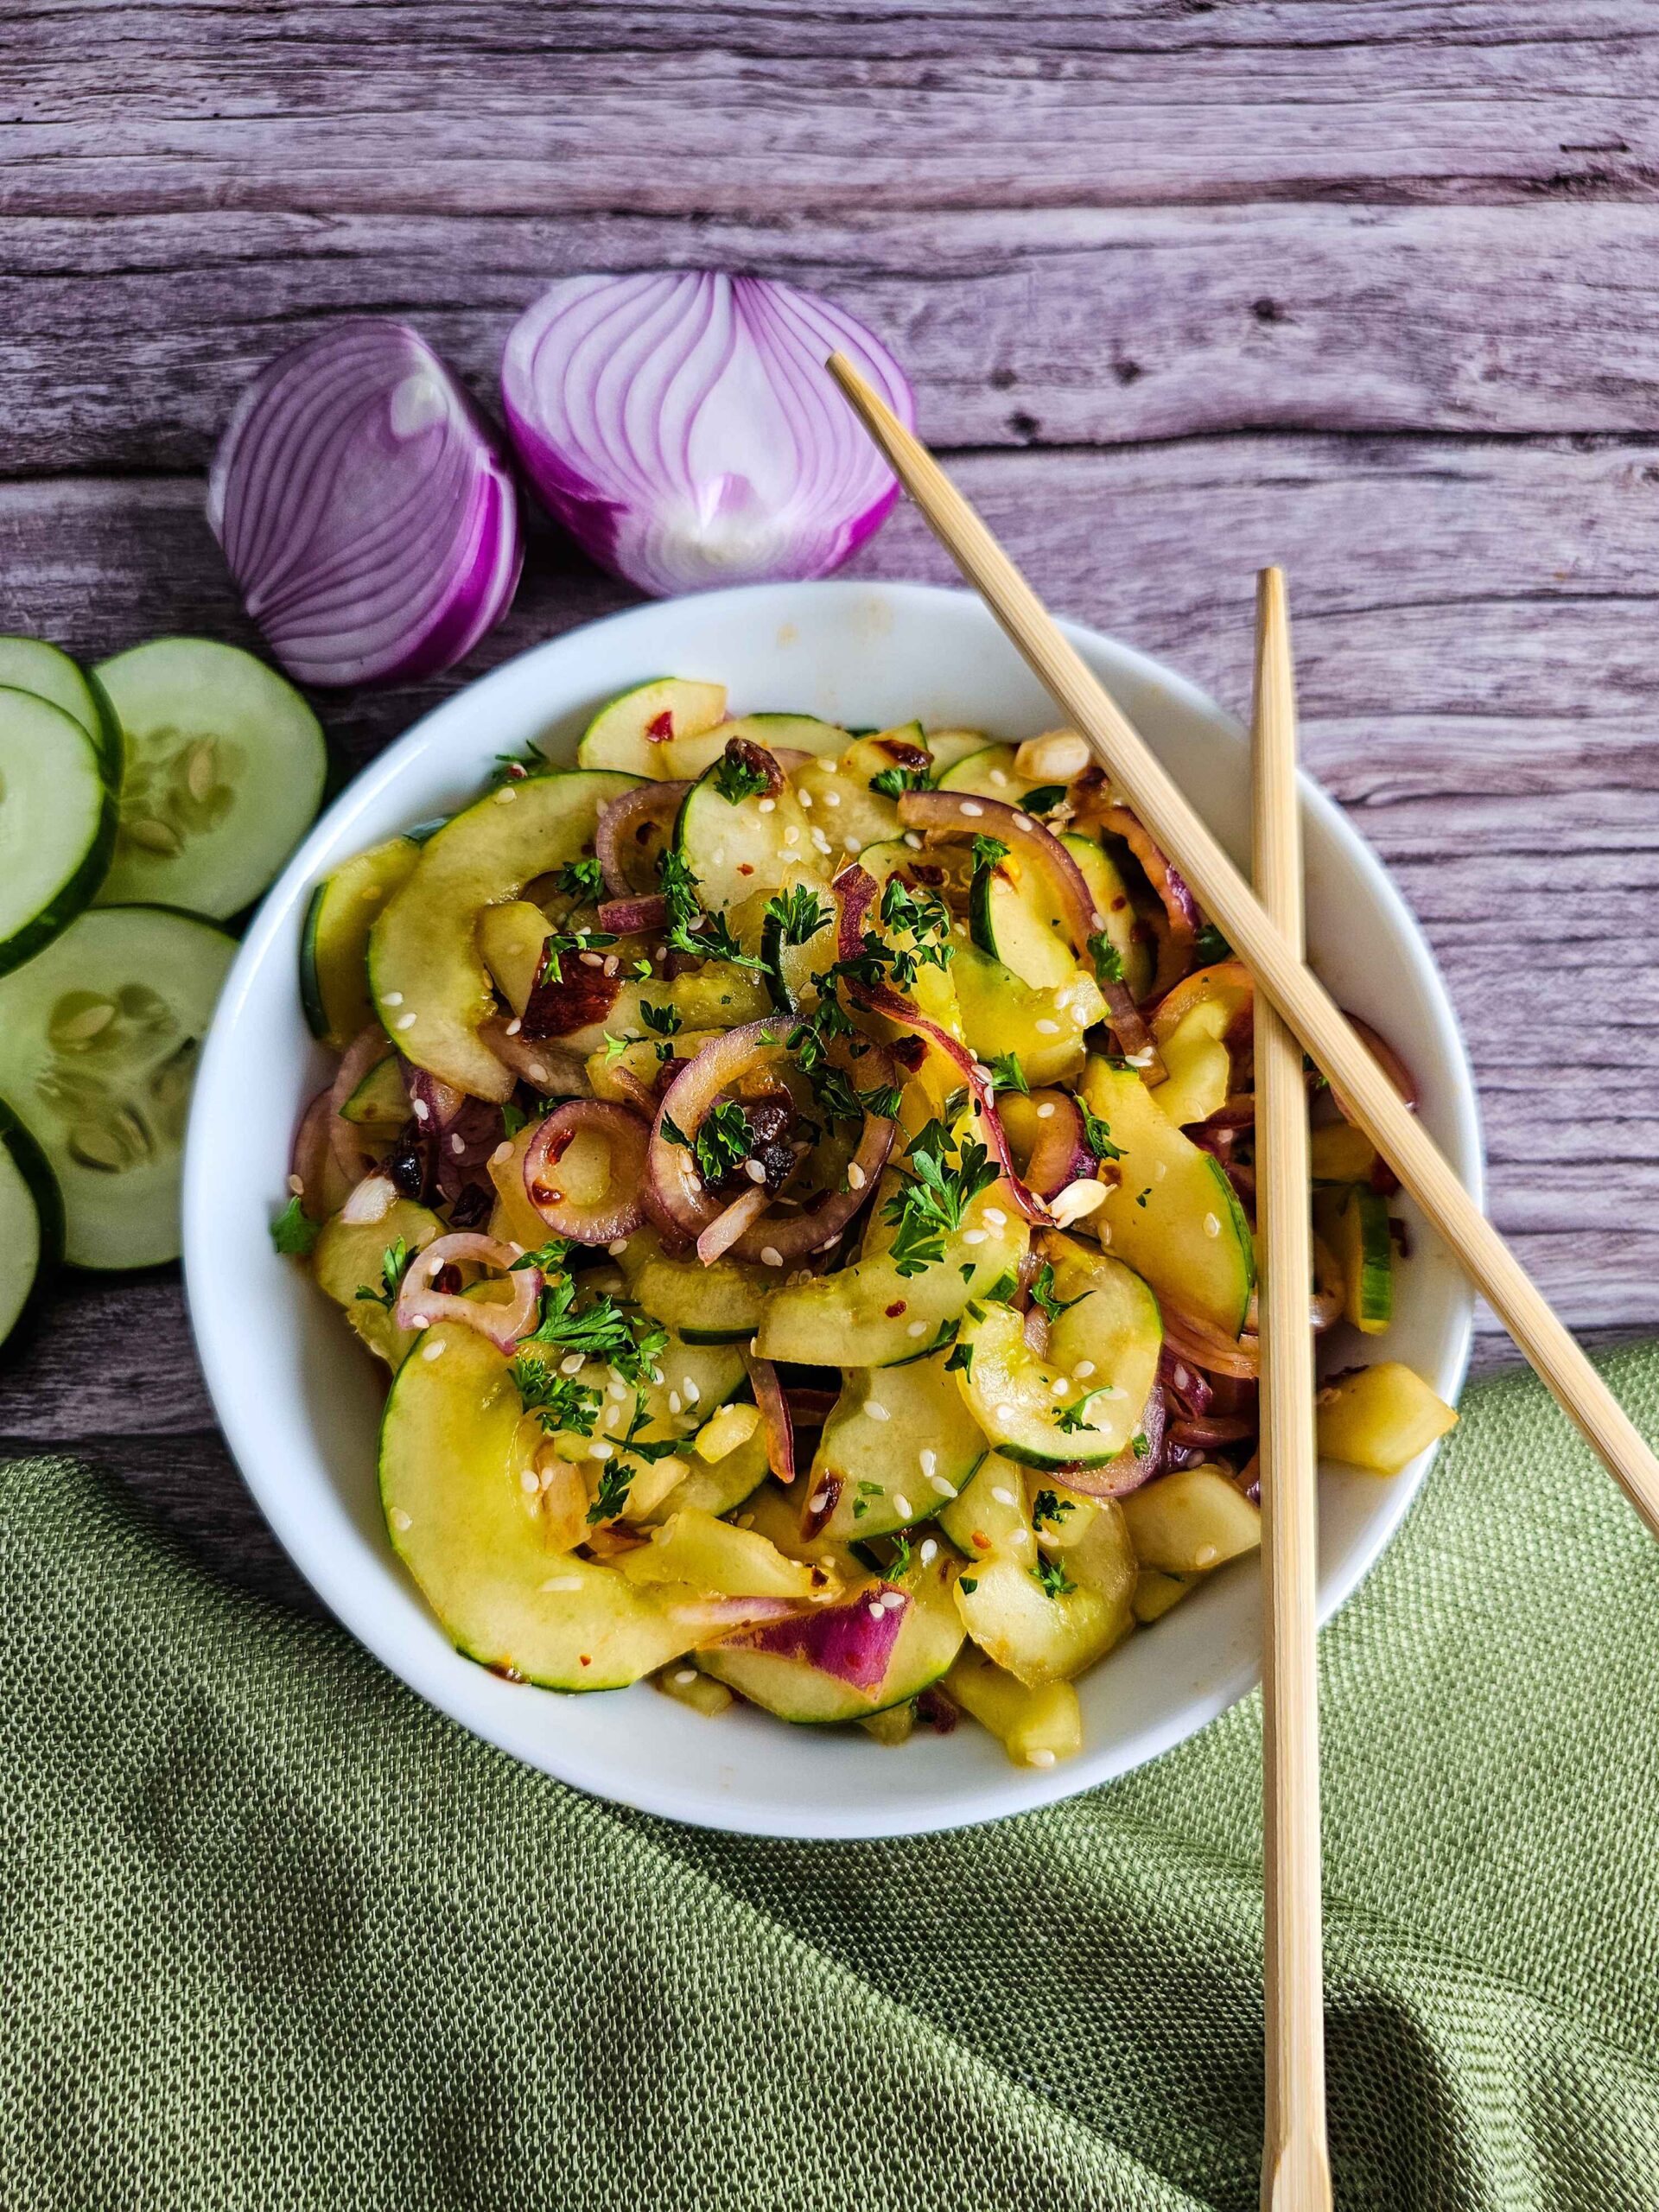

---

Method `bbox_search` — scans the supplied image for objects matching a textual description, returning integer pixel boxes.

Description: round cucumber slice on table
[0,687,118,978]
[0,1099,64,1352]
[0,906,235,1269]
[0,638,123,779]
[94,638,326,918]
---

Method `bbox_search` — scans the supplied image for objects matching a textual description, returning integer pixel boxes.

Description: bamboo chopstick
[1253,570,1332,2212]
[824,351,1659,1543]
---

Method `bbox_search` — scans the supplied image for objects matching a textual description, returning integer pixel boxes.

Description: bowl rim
[184,578,1482,1837]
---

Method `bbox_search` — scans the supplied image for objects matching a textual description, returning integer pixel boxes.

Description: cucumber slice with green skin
[0,906,234,1269]
[93,639,327,919]
[742,868,835,1014]
[938,743,1045,806]
[614,1224,766,1344]
[924,728,990,778]
[1330,1182,1394,1333]
[658,712,848,780]
[968,858,1077,989]
[951,940,1104,1088]
[644,1424,770,1521]
[370,767,637,1101]
[696,1548,964,1722]
[943,1458,1135,1686]
[0,639,123,779]
[956,1239,1163,1468]
[0,1097,63,1351]
[300,835,421,1049]
[0,689,118,978]
[312,1197,442,1369]
[1061,835,1154,999]
[812,1350,987,1540]
[841,836,964,1039]
[672,761,823,914]
[340,1053,407,1128]
[755,1170,1027,1369]
[1081,1056,1255,1336]
[575,677,727,778]
[791,731,919,859]
[379,1321,700,1689]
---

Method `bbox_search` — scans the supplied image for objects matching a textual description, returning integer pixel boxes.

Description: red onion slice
[480,1019,591,1097]
[1022,1091,1096,1198]
[1332,1013,1421,1119]
[208,321,522,687]
[1074,798,1199,999]
[1161,1300,1262,1381]
[897,787,1098,951]
[393,1232,541,1350]
[717,1584,910,1692]
[522,1100,650,1244]
[696,1185,773,1267]
[327,1026,394,1181]
[501,271,914,597]
[746,1354,797,1486]
[594,781,690,898]
[597,894,667,936]
[1058,1386,1166,1498]
[289,1088,351,1218]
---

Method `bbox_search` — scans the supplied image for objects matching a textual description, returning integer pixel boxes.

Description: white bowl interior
[185,582,1478,1838]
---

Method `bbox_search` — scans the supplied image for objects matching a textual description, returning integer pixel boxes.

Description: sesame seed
[866,1402,890,1422]
[609,1239,631,1259]
[520,1468,540,1493]
[411,1099,430,1124]
[579,950,603,969]
[811,829,833,855]
[495,785,517,804]
[1196,1544,1220,1568]
[882,1591,906,1611]
[903,830,922,849]
[560,1353,584,1375]
[919,1538,938,1565]
[673,1668,698,1685]
[1013,814,1034,833]
[744,1158,766,1184]
[847,1160,867,1190]
[845,837,861,854]
[683,1379,700,1402]
[993,1411,1015,1429]
[505,1017,522,1036]
[760,1246,784,1268]
[960,800,985,818]
[823,788,842,807]
[450,1133,466,1155]
[1034,1018,1059,1035]
[989,769,1009,788]
[927,1473,957,1497]
[894,1493,912,1517]
[422,1339,446,1362]
[1090,910,1107,931]
[590,1440,613,1460]
[411,1313,431,1328]
[608,1378,627,1401]
[992,1484,1017,1506]
[758,797,776,814]
[603,955,620,976]
[810,1490,830,1512]
[906,1319,927,1338]
[1035,1102,1056,1120]
[396,1013,416,1031]
[1051,1376,1071,1396]
[1153,1161,1166,1180]
[1027,1748,1058,1769]
[1204,1212,1222,1238]
[784,825,801,845]
[984,1207,1007,1227]
[798,789,814,808]
[541,1574,582,1592]
[287,1173,304,1196]
[1073,1360,1096,1379]
[868,1602,886,1620]
[382,992,404,1007]
[529,1064,549,1084]
[963,1229,988,1246]
[920,1448,938,1476]
[669,1391,682,1414]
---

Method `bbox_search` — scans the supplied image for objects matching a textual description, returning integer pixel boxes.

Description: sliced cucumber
[312,1197,442,1369]
[696,1548,964,1722]
[950,940,1103,1089]
[812,1351,987,1541]
[658,712,847,780]
[673,761,823,913]
[0,906,234,1268]
[575,678,727,779]
[1082,1056,1255,1336]
[1061,835,1154,1000]
[300,835,420,1050]
[0,639,122,779]
[0,1098,63,1351]
[969,857,1077,989]
[938,743,1044,806]
[379,1321,699,1688]
[614,1224,766,1344]
[942,1458,1135,1686]
[340,1052,407,1129]
[93,639,326,918]
[755,1167,1027,1369]
[925,728,990,778]
[791,729,920,860]
[956,1238,1162,1468]
[1328,1182,1394,1334]
[0,689,117,978]
[747,868,835,1014]
[1120,1466,1262,1575]
[369,767,636,1100]
[644,1423,770,1522]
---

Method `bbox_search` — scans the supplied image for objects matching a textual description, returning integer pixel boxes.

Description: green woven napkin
[6,1348,1659,2212]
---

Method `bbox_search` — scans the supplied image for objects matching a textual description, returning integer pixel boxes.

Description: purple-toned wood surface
[3,2,1657,1597]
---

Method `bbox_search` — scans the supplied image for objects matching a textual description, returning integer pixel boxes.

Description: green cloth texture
[6,1350,1659,2212]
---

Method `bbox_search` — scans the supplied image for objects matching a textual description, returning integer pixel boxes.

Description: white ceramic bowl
[185,580,1479,1839]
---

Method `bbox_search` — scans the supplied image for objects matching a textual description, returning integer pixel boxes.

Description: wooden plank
[14,203,1659,474]
[5,3,1656,216]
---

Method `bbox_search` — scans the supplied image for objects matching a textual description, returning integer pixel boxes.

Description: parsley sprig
[270,1195,320,1257]
[762,881,831,949]
[1080,1104,1122,1163]
[658,849,764,970]
[538,926,619,987]
[985,1051,1027,1097]
[1031,1489,1076,1533]
[353,1236,409,1310]
[662,1098,754,1188]
[870,762,929,801]
[520,1274,667,1390]
[512,1357,603,1438]
[1027,1262,1085,1325]
[880,1121,1001,1276]
[710,749,773,805]
[1031,1554,1077,1599]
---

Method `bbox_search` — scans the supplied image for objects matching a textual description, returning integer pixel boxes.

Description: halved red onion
[716,1583,910,1692]
[646,1017,896,1264]
[595,780,690,898]
[290,1088,351,1218]
[501,271,914,596]
[208,321,522,687]
[746,1354,797,1486]
[523,1100,650,1244]
[328,1027,394,1180]
[597,894,667,936]
[393,1233,541,1349]
[1058,1386,1166,1498]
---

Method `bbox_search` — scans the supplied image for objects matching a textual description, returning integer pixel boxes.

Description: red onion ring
[1162,1300,1262,1381]
[1073,798,1199,999]
[1168,1413,1256,1450]
[595,780,690,898]
[1158,1345,1215,1421]
[290,1088,351,1218]
[407,1064,466,1134]
[1022,1091,1096,1198]
[897,787,1097,950]
[746,1354,797,1486]
[393,1232,541,1350]
[327,1027,394,1180]
[522,1100,650,1244]
[662,1594,806,1642]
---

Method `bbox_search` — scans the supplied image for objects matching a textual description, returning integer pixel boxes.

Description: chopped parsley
[600,1033,632,1066]
[658,849,763,971]
[762,881,831,947]
[944,1337,974,1376]
[880,1123,1000,1276]
[1088,930,1125,986]
[870,762,929,800]
[1131,1431,1152,1460]
[489,744,546,786]
[886,1530,915,1580]
[1031,1489,1076,1533]
[538,926,618,986]
[520,1274,667,1390]
[852,1479,884,1522]
[551,855,605,903]
[1019,782,1070,815]
[1054,1393,1104,1435]
[588,1397,687,1525]
[270,1195,320,1257]
[500,1099,530,1138]
[1027,1262,1085,1325]
[711,749,772,805]
[1031,1554,1077,1600]
[639,1001,682,1038]
[985,1051,1028,1097]
[1193,921,1232,965]
[512,1357,603,1438]
[957,1574,979,1595]
[509,1236,575,1275]
[1080,1104,1122,1163]
[969,833,1010,876]
[353,1236,409,1309]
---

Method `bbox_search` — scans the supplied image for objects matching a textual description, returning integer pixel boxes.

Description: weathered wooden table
[4,3,1656,1600]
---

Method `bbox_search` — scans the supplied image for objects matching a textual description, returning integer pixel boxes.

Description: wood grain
[3,0,1657,1574]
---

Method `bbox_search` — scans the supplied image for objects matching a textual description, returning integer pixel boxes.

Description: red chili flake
[579,1654,592,1668]
[737,862,754,876]
[645,711,675,742]
[884,1300,907,1319]
[892,1036,927,1072]
[531,1185,564,1208]
[971,1531,990,1551]
[433,1264,463,1295]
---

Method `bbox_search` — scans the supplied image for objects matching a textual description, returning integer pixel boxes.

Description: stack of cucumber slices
[290,676,1457,1770]
[0,635,325,1342]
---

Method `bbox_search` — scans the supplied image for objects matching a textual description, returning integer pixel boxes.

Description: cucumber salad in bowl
[279,679,1456,1770]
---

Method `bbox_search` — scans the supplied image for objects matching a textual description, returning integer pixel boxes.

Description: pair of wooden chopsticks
[826,354,1659,2209]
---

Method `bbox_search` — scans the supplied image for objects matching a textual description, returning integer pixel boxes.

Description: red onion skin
[290,1089,351,1219]
[522,1099,650,1244]
[597,895,667,936]
[696,1185,773,1267]
[327,1027,393,1182]
[718,1584,909,1693]
[501,271,914,597]
[594,781,690,899]
[1073,796,1198,999]
[209,321,522,687]
[746,1354,797,1486]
